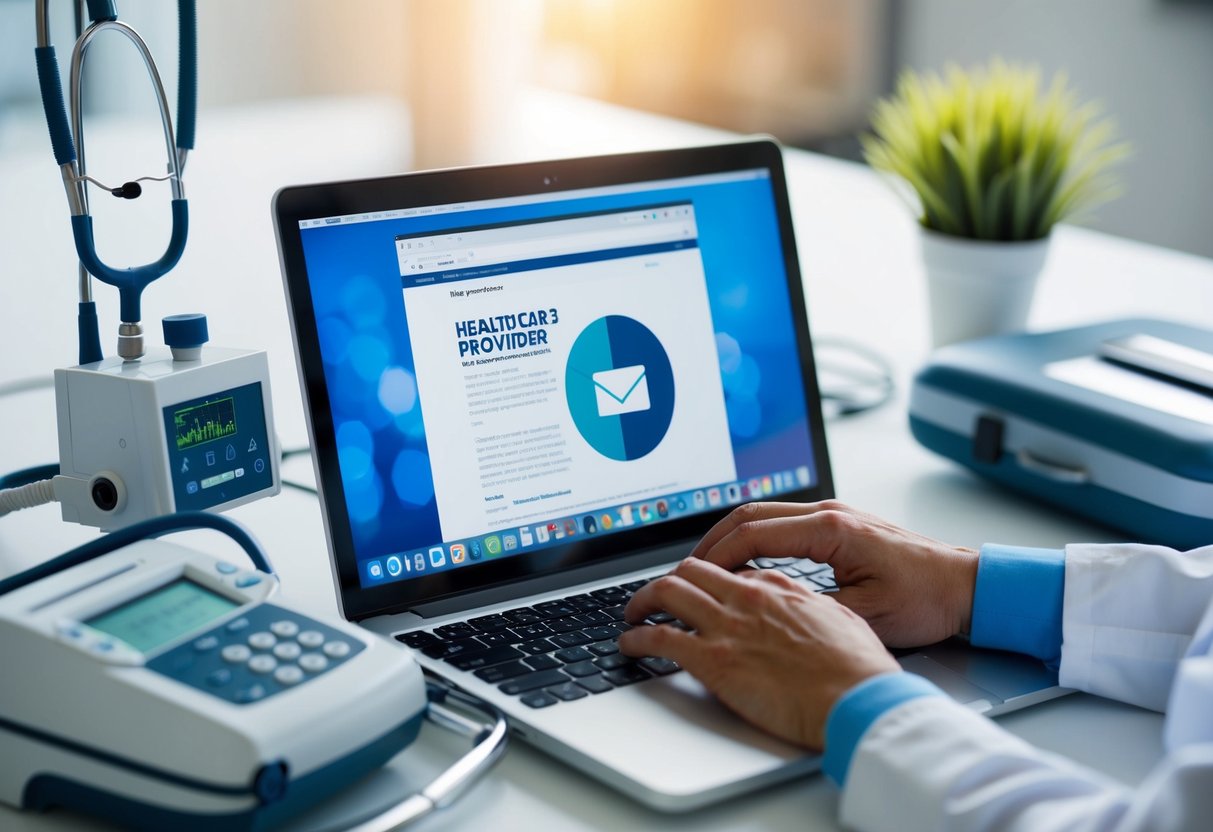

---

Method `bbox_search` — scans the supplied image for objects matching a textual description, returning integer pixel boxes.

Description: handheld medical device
[0,513,507,830]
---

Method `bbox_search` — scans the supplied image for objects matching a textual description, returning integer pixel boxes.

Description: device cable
[312,678,509,832]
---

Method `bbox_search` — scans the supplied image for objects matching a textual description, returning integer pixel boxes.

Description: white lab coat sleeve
[839,695,1213,832]
[839,542,1213,831]
[1060,543,1213,712]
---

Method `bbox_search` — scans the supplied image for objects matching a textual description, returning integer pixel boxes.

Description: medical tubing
[0,512,273,598]
[329,683,509,832]
[35,46,76,165]
[176,0,197,151]
[78,300,103,364]
[85,0,116,22]
[0,464,59,491]
[69,199,189,322]
[0,480,56,518]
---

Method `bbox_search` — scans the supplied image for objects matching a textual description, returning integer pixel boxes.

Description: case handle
[1015,449,1090,485]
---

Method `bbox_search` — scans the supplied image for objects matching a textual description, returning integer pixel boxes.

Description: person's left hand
[618,558,899,750]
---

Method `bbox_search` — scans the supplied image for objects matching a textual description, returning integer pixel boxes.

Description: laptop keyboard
[395,558,835,708]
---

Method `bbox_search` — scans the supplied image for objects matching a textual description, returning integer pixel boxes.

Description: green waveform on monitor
[174,396,237,450]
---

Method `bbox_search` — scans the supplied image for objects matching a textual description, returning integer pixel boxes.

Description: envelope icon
[593,365,650,417]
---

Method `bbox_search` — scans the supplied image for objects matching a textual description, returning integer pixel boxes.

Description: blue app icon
[469,540,482,560]
[385,556,403,577]
[367,560,384,581]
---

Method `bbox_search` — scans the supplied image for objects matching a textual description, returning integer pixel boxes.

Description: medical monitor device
[273,140,833,622]
[53,345,281,531]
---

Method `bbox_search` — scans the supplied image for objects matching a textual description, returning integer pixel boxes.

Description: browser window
[297,169,819,589]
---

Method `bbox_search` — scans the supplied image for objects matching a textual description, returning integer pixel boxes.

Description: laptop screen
[281,144,832,615]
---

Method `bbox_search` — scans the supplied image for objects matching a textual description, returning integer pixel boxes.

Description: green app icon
[484,535,502,557]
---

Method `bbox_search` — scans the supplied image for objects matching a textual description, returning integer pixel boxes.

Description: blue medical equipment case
[909,319,1213,549]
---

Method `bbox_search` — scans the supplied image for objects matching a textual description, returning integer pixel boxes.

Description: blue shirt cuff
[822,672,944,787]
[970,544,1065,666]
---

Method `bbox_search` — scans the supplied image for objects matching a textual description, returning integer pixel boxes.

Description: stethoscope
[35,0,196,362]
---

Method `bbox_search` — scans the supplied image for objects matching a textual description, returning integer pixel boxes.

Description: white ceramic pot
[920,229,1051,348]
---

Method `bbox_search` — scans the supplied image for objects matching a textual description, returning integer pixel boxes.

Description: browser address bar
[399,221,696,275]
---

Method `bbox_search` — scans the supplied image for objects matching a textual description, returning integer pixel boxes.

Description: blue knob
[163,314,208,360]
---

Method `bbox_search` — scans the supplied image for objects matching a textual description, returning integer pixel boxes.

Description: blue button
[216,561,238,575]
[226,617,250,632]
[194,635,220,652]
[207,669,233,688]
[94,640,114,653]
[236,684,267,703]
[235,575,262,588]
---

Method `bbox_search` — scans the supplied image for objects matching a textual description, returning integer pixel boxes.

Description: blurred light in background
[0,0,1209,255]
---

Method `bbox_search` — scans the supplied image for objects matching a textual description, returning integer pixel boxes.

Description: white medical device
[53,324,280,530]
[0,514,506,830]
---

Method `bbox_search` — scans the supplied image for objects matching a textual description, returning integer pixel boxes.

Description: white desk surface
[2,91,1210,831]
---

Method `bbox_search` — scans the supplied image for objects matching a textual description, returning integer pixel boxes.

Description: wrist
[952,546,979,638]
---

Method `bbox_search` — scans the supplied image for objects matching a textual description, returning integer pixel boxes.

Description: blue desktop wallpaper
[299,176,817,577]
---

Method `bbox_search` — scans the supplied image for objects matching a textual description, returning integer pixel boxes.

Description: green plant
[862,60,1129,241]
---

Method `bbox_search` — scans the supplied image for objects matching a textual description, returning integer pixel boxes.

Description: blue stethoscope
[35,0,197,363]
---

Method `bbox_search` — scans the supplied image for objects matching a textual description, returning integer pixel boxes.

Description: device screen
[86,578,239,654]
[163,381,274,510]
[298,167,820,590]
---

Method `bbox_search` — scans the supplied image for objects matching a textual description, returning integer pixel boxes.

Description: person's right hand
[689,501,979,648]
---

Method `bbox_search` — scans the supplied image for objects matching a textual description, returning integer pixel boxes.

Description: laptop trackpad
[897,653,1001,712]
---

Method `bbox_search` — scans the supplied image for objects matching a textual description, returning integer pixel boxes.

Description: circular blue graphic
[565,316,675,461]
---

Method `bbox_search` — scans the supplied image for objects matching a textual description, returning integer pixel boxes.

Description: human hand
[690,501,979,648]
[619,559,899,749]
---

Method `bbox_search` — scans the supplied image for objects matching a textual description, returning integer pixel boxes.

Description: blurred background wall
[2,0,1210,255]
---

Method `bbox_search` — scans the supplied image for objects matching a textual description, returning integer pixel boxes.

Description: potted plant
[862,59,1128,347]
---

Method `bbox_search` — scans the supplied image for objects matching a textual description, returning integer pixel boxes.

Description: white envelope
[593,365,650,417]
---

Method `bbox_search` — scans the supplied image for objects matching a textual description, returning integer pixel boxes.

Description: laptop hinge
[399,541,692,622]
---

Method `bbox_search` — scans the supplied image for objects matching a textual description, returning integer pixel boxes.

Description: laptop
[272,141,1066,811]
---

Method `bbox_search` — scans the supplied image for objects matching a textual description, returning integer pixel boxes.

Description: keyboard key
[753,557,795,568]
[551,631,593,648]
[521,691,558,709]
[534,601,579,619]
[588,641,619,657]
[582,626,620,642]
[778,565,804,577]
[602,605,628,621]
[468,614,511,632]
[590,588,629,604]
[564,594,603,612]
[475,631,517,647]
[808,572,837,590]
[396,631,439,648]
[545,617,584,635]
[474,660,531,683]
[639,657,681,676]
[603,665,652,686]
[646,612,675,624]
[794,559,830,575]
[500,669,571,695]
[554,647,593,664]
[573,610,613,626]
[511,623,552,641]
[518,638,557,655]
[447,645,524,671]
[594,654,635,671]
[561,660,602,678]
[523,654,562,671]
[422,638,481,660]
[577,675,614,695]
[502,607,543,625]
[546,682,589,702]
[620,580,648,592]
[434,622,477,641]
